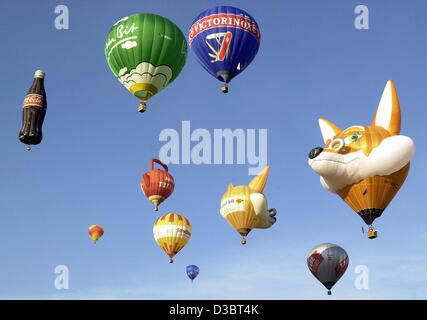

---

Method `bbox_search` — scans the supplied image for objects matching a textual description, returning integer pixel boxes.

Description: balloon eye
[345,134,361,144]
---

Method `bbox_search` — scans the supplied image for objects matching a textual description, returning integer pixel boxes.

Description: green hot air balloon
[105,14,187,113]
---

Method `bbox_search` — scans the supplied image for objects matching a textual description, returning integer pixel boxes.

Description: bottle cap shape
[34,70,45,79]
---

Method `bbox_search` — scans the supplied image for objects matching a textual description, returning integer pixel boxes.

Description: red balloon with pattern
[141,159,175,211]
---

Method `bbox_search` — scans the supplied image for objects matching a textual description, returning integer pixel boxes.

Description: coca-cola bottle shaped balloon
[19,70,47,151]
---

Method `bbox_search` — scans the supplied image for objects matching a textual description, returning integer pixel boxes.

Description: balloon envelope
[189,6,260,86]
[153,213,192,263]
[220,184,258,239]
[308,81,415,238]
[307,243,349,295]
[336,164,410,226]
[105,13,187,109]
[88,225,104,243]
[220,166,275,244]
[141,159,175,211]
[186,265,200,281]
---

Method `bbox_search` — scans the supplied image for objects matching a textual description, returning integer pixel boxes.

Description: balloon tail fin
[248,166,270,192]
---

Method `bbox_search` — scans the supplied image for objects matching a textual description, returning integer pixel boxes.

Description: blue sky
[0,0,426,299]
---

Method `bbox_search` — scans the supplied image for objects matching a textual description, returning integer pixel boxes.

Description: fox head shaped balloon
[308,81,415,238]
[220,166,276,245]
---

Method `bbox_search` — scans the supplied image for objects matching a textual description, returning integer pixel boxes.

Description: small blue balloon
[186,265,200,281]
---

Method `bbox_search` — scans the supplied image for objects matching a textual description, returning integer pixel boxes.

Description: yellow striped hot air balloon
[153,213,192,263]
[88,225,104,244]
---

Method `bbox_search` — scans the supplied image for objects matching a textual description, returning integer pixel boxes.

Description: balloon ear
[319,118,342,144]
[372,80,401,135]
[248,166,270,193]
[227,183,234,193]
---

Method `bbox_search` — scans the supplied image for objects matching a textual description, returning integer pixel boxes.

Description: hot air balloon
[220,166,276,245]
[141,159,175,211]
[186,265,200,282]
[307,243,349,295]
[88,225,104,244]
[189,6,260,93]
[105,13,187,112]
[153,213,191,263]
[19,70,47,151]
[308,81,415,238]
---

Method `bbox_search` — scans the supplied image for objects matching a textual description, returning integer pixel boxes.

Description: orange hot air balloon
[308,81,415,239]
[88,225,104,244]
[141,159,175,211]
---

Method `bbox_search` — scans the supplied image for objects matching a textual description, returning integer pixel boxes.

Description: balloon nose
[308,147,323,159]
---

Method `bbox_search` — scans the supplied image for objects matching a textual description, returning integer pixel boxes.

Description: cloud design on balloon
[121,40,137,50]
[118,67,128,77]
[118,62,173,91]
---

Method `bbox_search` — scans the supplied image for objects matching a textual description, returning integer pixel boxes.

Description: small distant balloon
[186,265,200,282]
[88,225,104,244]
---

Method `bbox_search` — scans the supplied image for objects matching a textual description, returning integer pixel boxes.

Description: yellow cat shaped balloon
[220,166,277,245]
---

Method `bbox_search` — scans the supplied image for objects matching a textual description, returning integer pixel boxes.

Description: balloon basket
[169,258,174,264]
[138,102,147,113]
[327,290,332,296]
[241,237,247,245]
[26,145,32,151]
[367,228,377,239]
[221,84,228,93]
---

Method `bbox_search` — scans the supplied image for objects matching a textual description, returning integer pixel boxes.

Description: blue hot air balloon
[186,265,200,282]
[189,6,261,93]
